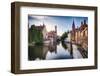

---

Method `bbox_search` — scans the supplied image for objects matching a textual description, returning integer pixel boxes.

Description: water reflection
[28,41,84,61]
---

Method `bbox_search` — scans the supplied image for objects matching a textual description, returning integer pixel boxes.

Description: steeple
[72,20,75,41]
[72,20,75,31]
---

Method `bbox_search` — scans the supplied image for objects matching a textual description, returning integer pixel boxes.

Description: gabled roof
[79,24,88,31]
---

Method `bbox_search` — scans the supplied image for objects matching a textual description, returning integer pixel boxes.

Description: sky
[28,15,88,36]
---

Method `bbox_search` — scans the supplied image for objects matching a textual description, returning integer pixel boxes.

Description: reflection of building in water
[70,20,88,50]
[42,46,49,59]
[28,44,57,60]
[42,43,57,59]
[48,43,57,53]
[70,42,73,58]
[63,42,73,58]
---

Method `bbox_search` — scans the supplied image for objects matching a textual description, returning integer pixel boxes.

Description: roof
[79,24,88,31]
[35,26,45,31]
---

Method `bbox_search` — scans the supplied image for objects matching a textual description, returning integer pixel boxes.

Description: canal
[28,41,87,61]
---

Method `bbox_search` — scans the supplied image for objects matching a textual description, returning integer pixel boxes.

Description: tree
[28,25,43,44]
[61,32,68,41]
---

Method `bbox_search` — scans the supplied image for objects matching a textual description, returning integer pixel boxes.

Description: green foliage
[61,32,68,41]
[28,25,43,44]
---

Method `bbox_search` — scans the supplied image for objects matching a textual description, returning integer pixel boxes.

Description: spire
[72,20,75,30]
[72,20,75,25]
[72,20,75,41]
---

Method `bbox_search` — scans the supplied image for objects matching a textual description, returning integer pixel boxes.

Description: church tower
[72,20,75,41]
[72,20,75,31]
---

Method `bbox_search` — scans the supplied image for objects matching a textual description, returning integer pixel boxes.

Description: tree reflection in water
[28,41,82,61]
[61,41,68,50]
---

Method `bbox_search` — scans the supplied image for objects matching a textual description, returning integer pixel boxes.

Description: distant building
[47,26,57,42]
[71,20,88,48]
[30,24,58,43]
[47,31,56,38]
[71,20,76,42]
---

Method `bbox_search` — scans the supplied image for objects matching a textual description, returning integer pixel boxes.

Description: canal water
[28,42,85,61]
